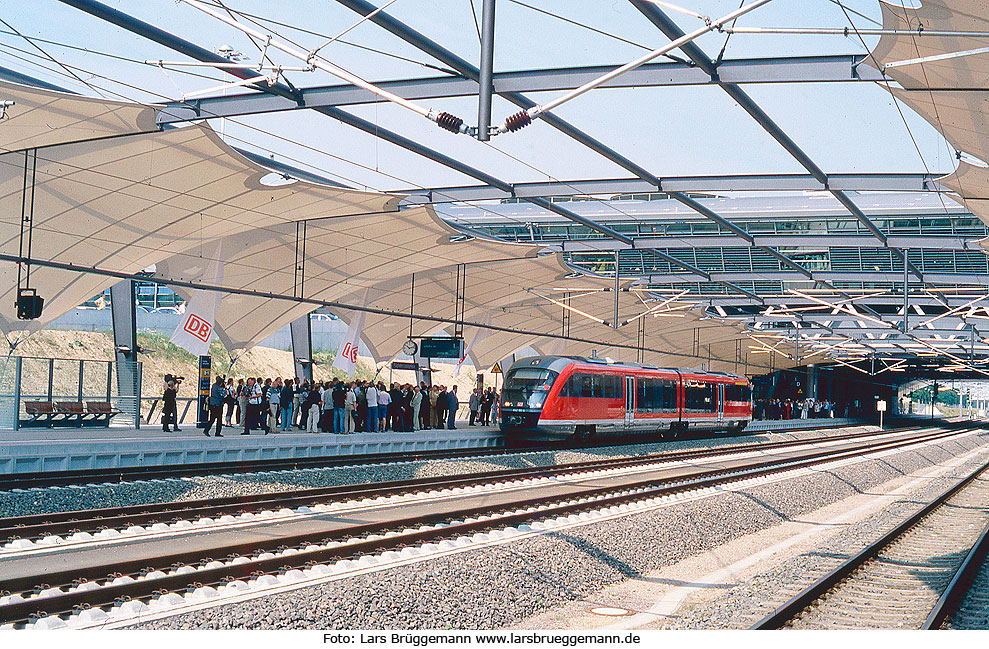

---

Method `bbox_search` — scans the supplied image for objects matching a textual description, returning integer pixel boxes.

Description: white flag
[169,245,223,357]
[454,324,490,377]
[332,307,366,377]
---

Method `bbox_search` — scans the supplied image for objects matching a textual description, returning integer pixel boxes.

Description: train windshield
[503,367,558,408]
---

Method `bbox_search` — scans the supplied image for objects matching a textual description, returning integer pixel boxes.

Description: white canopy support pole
[494,0,774,134]
[914,294,989,331]
[181,74,273,101]
[527,289,607,326]
[620,290,691,327]
[725,27,989,38]
[178,0,472,135]
[788,289,895,329]
[884,46,989,70]
[146,60,313,71]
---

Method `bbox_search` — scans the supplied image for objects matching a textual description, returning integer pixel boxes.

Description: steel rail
[0,417,876,492]
[752,456,989,629]
[0,424,918,542]
[922,514,989,628]
[0,424,974,626]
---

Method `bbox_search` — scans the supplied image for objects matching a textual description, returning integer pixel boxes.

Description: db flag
[331,304,367,377]
[170,246,223,357]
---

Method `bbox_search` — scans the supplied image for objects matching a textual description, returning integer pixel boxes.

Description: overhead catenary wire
[493,0,774,135]
[177,0,473,135]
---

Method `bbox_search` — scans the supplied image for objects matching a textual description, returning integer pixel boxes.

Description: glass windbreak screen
[504,368,557,402]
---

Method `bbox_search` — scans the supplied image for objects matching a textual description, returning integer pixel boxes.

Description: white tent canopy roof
[156,206,540,355]
[0,81,400,336]
[0,80,156,152]
[871,0,989,90]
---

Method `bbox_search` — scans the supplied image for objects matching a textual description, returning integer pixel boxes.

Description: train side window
[662,379,676,411]
[603,374,621,399]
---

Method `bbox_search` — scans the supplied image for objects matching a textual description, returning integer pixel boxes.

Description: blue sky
[1,1,953,192]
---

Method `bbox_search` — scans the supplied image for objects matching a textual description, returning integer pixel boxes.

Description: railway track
[752,456,989,629]
[0,419,879,490]
[0,423,977,629]
[0,425,922,542]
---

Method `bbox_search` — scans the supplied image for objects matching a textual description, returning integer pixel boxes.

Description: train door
[717,383,725,423]
[624,376,635,429]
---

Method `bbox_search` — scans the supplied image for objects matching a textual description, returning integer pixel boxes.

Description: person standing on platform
[480,388,494,426]
[243,377,263,435]
[429,385,440,429]
[410,385,423,431]
[269,378,282,430]
[377,382,390,431]
[436,385,448,429]
[468,388,480,426]
[365,382,379,432]
[204,375,225,437]
[292,377,302,429]
[344,382,356,434]
[224,377,236,426]
[303,382,321,433]
[235,378,246,425]
[279,379,294,432]
[446,385,459,430]
[388,383,402,431]
[319,381,334,432]
[355,382,367,432]
[419,381,431,430]
[332,381,346,433]
[162,380,179,432]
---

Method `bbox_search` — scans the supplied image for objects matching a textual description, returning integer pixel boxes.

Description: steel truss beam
[552,234,979,251]
[630,1,926,283]
[708,295,989,308]
[154,54,880,125]
[58,0,759,303]
[401,172,945,202]
[639,271,989,284]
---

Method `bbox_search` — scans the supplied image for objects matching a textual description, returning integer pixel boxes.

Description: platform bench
[22,401,61,428]
[54,401,101,427]
[86,401,122,426]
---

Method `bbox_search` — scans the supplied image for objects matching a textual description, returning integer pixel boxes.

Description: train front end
[499,358,565,443]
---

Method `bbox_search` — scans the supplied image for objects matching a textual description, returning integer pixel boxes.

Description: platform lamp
[15,288,43,320]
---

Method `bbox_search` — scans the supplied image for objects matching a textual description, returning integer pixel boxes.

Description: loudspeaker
[16,288,44,320]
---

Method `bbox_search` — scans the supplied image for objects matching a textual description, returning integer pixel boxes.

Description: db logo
[341,342,358,364]
[184,314,212,342]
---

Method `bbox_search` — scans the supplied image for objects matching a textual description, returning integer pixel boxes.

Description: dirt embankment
[7,330,486,404]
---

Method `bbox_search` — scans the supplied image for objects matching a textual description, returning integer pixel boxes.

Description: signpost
[197,355,211,429]
[876,399,886,430]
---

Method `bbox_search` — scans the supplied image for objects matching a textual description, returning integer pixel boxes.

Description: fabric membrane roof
[0,79,156,152]
[155,206,540,355]
[871,1,989,240]
[0,81,400,336]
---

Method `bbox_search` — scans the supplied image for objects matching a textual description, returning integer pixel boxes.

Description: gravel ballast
[125,429,989,630]
[0,426,870,518]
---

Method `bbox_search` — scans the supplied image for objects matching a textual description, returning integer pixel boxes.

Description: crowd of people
[753,398,837,421]
[188,375,501,437]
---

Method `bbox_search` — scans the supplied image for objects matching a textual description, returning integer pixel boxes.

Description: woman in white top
[377,382,390,431]
[344,384,356,434]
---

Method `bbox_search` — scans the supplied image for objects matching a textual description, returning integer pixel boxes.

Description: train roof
[507,355,748,381]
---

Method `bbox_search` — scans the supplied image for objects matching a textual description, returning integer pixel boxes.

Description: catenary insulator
[504,110,532,132]
[435,112,464,133]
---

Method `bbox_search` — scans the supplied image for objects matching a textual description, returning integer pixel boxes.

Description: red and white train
[500,355,752,443]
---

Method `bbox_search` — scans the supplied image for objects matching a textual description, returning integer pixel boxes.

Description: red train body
[500,355,752,443]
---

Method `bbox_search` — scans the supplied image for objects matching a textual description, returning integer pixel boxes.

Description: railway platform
[0,417,863,477]
[0,425,504,476]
